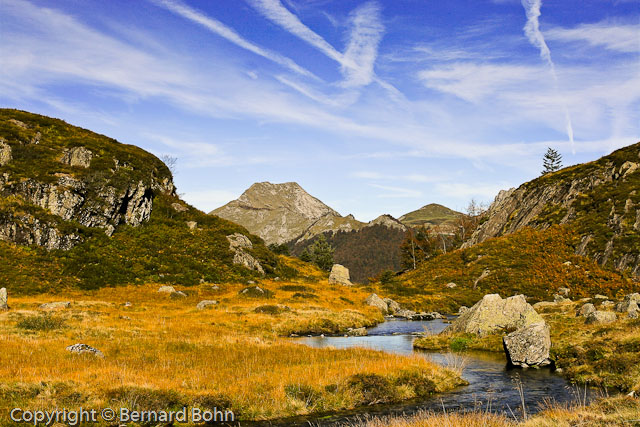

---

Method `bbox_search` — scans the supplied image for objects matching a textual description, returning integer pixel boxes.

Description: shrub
[253,305,290,315]
[346,374,399,405]
[238,286,274,298]
[16,314,66,331]
[394,369,437,397]
[449,337,472,352]
[284,384,321,406]
[292,292,318,299]
[106,386,185,412]
[278,285,312,292]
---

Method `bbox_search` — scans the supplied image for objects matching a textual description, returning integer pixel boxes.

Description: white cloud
[545,22,640,53]
[369,184,422,198]
[152,0,316,78]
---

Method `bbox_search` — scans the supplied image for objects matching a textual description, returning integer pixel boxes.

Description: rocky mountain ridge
[463,142,640,277]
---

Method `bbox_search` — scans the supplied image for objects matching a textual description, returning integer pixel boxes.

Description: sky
[1,0,639,221]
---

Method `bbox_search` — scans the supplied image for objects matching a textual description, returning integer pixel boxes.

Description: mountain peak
[211,182,338,244]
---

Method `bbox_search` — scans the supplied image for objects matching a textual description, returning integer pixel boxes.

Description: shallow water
[248,319,592,426]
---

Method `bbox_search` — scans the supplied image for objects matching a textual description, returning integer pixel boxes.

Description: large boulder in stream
[443,294,543,337]
[503,322,552,368]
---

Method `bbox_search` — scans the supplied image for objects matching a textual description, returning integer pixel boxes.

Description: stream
[246,319,592,426]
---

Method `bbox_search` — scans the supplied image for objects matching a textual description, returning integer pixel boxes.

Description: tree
[160,154,178,176]
[400,226,437,270]
[542,147,562,175]
[454,198,488,244]
[307,235,334,271]
[268,243,290,256]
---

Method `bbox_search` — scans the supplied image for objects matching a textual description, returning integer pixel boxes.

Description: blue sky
[1,0,639,220]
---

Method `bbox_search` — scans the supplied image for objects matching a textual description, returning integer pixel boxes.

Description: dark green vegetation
[0,109,295,293]
[292,224,406,283]
[16,314,67,331]
[299,234,334,271]
[398,203,462,228]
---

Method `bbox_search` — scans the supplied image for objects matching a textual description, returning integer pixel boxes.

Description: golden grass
[0,280,462,422]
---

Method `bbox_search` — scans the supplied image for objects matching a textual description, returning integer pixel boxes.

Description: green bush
[449,336,472,352]
[284,384,321,406]
[16,314,66,331]
[346,374,399,405]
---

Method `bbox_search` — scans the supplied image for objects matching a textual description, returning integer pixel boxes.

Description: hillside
[0,109,294,293]
[382,225,638,313]
[464,142,640,277]
[291,222,407,283]
[399,203,462,229]
[211,182,339,245]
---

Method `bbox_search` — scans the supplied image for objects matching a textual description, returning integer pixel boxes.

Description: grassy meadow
[0,278,464,424]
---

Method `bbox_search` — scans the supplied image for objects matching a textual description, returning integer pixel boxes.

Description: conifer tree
[542,147,563,175]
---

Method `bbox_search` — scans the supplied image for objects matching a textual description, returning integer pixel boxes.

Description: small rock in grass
[39,302,70,310]
[197,300,218,310]
[577,303,596,317]
[158,286,176,293]
[0,288,8,310]
[66,343,104,358]
[585,311,617,325]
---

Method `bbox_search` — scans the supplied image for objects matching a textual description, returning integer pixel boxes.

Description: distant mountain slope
[211,182,339,245]
[399,203,462,229]
[291,222,407,283]
[295,213,365,243]
[0,109,294,293]
[464,142,640,277]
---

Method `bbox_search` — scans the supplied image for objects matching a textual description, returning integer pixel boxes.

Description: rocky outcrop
[346,327,367,336]
[444,294,544,336]
[462,143,640,277]
[0,112,176,251]
[60,146,93,168]
[503,322,552,368]
[366,214,407,232]
[66,343,104,358]
[616,294,639,316]
[0,140,11,166]
[0,287,7,310]
[585,311,617,325]
[295,213,365,243]
[212,182,339,245]
[328,264,352,286]
[365,293,388,314]
[226,233,264,274]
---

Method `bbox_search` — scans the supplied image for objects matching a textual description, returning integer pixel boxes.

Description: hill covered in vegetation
[0,109,296,293]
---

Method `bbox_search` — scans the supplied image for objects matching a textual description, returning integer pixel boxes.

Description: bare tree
[160,154,178,176]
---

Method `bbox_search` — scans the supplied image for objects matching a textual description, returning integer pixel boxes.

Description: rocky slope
[211,182,339,245]
[0,110,294,292]
[0,109,175,249]
[463,142,640,277]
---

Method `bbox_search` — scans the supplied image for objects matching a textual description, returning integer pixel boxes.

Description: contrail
[521,0,575,153]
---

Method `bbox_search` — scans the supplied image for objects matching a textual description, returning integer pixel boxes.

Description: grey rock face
[328,264,352,286]
[444,294,544,337]
[383,298,401,315]
[186,221,197,230]
[577,303,596,317]
[585,311,617,325]
[226,233,264,274]
[0,140,12,166]
[616,293,640,313]
[503,322,552,368]
[66,343,104,358]
[0,287,7,310]
[39,301,71,310]
[196,300,218,310]
[365,293,388,314]
[59,146,93,168]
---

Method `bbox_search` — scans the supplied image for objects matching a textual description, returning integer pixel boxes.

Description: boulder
[169,291,187,299]
[458,306,469,314]
[0,140,12,166]
[412,312,443,320]
[443,294,544,337]
[395,308,418,319]
[616,293,640,313]
[365,293,388,314]
[158,286,176,294]
[0,288,7,310]
[503,322,552,368]
[594,294,608,300]
[346,327,367,336]
[39,301,71,310]
[585,311,617,325]
[445,282,457,289]
[577,303,596,317]
[186,221,197,230]
[554,294,569,303]
[557,287,570,297]
[328,264,352,286]
[171,202,188,212]
[65,343,104,358]
[226,233,264,274]
[196,300,218,310]
[383,298,401,315]
[600,301,615,308]
[59,146,93,168]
